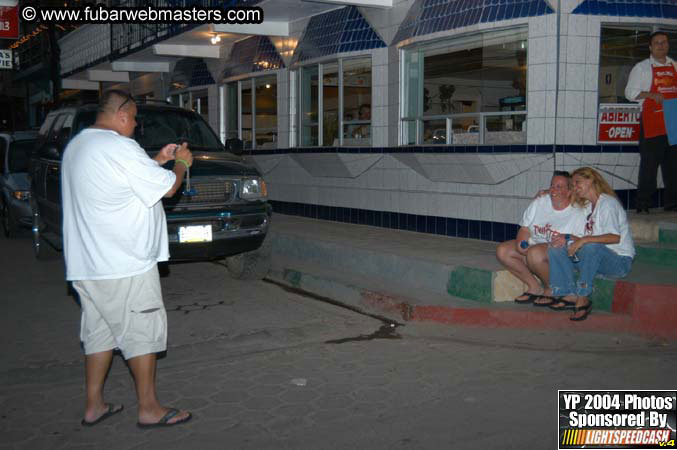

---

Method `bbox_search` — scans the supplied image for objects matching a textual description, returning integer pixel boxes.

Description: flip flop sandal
[514,292,541,304]
[137,408,192,429]
[548,298,577,311]
[81,403,124,427]
[533,295,557,306]
[570,301,593,321]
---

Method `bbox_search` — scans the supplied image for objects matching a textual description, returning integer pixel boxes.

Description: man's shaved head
[94,89,138,137]
[98,89,135,115]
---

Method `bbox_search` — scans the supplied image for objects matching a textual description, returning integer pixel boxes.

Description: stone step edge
[267,266,677,341]
[270,229,672,311]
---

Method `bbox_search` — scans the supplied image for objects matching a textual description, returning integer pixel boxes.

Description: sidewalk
[268,211,677,340]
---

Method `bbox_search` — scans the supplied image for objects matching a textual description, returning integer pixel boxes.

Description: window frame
[293,55,373,148]
[220,71,281,150]
[596,25,677,145]
[399,27,529,146]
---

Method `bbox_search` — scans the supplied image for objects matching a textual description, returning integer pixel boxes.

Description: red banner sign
[0,6,18,40]
[598,104,641,143]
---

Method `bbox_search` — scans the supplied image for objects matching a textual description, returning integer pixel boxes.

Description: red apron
[642,63,677,139]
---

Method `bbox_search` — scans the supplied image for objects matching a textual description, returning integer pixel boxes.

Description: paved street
[1,231,676,450]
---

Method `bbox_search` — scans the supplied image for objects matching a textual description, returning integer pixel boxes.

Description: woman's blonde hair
[572,167,618,201]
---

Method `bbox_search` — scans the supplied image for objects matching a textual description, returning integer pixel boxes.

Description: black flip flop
[533,295,557,307]
[570,301,593,321]
[514,292,541,304]
[548,298,576,311]
[137,408,192,429]
[81,403,124,427]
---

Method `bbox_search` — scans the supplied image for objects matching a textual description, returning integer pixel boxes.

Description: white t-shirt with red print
[583,193,635,258]
[520,195,587,245]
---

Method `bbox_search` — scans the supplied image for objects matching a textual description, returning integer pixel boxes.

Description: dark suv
[29,103,272,279]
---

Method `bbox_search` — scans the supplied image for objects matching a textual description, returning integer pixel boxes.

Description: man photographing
[625,31,677,213]
[61,90,192,428]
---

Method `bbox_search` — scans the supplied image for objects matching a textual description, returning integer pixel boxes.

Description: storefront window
[255,76,277,149]
[342,58,371,146]
[297,56,372,147]
[599,27,677,104]
[225,82,238,140]
[241,82,253,148]
[300,66,319,147]
[222,75,279,150]
[401,29,527,145]
[323,63,339,146]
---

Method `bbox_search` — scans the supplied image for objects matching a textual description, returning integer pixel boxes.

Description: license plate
[178,225,212,243]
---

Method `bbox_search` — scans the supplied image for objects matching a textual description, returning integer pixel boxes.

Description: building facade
[57,0,677,241]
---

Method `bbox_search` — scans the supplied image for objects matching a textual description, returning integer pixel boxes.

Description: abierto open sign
[0,5,18,40]
[598,103,641,144]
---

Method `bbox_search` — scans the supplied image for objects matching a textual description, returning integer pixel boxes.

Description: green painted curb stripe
[447,266,492,303]
[634,246,677,269]
[590,277,615,312]
[659,229,677,245]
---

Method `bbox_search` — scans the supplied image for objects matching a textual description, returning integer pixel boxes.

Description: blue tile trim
[171,57,214,88]
[393,0,554,46]
[292,6,386,64]
[573,0,676,18]
[269,189,661,243]
[244,144,639,155]
[223,36,285,79]
[190,59,215,87]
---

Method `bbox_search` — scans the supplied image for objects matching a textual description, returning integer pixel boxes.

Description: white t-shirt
[624,56,676,109]
[520,195,587,244]
[62,128,176,280]
[583,193,635,258]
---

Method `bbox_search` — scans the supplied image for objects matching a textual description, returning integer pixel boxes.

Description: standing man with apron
[625,31,677,213]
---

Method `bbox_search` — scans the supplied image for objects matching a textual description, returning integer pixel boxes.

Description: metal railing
[402,111,528,146]
[109,0,259,58]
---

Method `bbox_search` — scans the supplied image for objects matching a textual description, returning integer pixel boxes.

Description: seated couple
[496,167,635,321]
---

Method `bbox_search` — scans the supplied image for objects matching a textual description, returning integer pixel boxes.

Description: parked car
[1,131,37,237]
[29,102,272,279]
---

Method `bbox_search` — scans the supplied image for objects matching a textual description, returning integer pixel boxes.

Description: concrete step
[268,256,675,340]
[627,209,677,242]
[270,214,677,340]
[634,242,677,269]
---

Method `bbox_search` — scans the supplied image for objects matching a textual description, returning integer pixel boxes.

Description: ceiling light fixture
[210,33,221,45]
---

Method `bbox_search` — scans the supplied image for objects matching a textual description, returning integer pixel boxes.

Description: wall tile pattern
[573,0,677,17]
[292,6,386,64]
[393,0,553,45]
[222,36,285,79]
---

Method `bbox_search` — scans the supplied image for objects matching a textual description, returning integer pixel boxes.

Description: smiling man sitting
[496,171,587,305]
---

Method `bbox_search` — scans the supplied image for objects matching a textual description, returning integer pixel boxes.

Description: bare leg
[128,353,190,425]
[526,243,549,290]
[83,350,116,422]
[496,240,544,295]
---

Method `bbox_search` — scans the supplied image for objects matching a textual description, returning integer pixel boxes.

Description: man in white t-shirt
[496,171,587,304]
[62,90,193,428]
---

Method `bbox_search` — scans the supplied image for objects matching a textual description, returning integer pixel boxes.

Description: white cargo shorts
[73,265,168,360]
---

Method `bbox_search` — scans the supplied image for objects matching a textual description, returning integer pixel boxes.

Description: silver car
[1,131,37,237]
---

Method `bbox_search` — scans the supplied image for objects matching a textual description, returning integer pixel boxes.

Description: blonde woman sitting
[547,167,635,321]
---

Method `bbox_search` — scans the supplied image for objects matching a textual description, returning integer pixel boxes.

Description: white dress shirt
[625,55,676,109]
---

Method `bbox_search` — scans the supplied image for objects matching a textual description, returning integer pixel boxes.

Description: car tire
[2,201,18,238]
[225,233,272,280]
[31,198,59,260]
